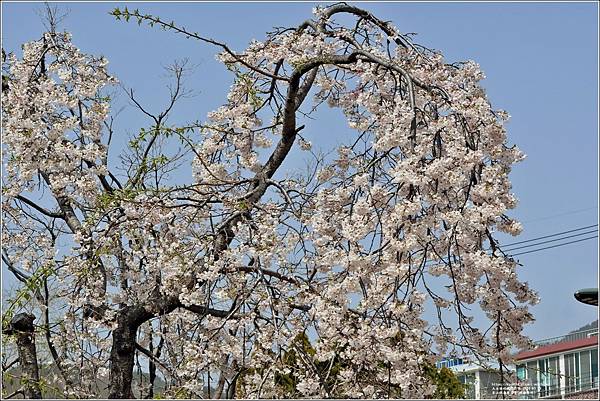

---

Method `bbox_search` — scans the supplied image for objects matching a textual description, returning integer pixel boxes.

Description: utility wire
[510,235,598,257]
[522,207,598,223]
[421,226,598,265]
[521,206,597,224]
[502,224,598,247]
[400,224,598,266]
[502,229,598,252]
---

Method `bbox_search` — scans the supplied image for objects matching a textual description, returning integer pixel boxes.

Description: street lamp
[574,288,598,306]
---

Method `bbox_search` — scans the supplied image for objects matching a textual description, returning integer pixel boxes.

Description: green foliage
[2,263,56,331]
[237,333,466,399]
[128,127,149,151]
[2,366,64,399]
[110,8,185,33]
[125,122,204,190]
[423,363,467,399]
[236,333,337,397]
[235,72,262,109]
[272,332,338,396]
[171,387,193,399]
[96,187,140,209]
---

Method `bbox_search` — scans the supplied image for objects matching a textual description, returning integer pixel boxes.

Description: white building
[514,328,598,399]
[437,358,507,399]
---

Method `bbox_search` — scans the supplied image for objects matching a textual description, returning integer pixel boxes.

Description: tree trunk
[9,313,42,399]
[108,315,137,399]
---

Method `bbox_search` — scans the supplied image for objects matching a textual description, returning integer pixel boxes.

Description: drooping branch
[319,4,416,51]
[111,8,289,83]
[2,251,31,283]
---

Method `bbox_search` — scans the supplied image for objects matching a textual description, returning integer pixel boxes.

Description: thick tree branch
[40,172,82,233]
[14,195,64,219]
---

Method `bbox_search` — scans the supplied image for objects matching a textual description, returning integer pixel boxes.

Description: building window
[515,362,539,399]
[548,356,560,396]
[517,364,526,381]
[526,361,537,386]
[580,350,592,391]
[457,373,476,399]
[591,349,598,389]
[537,357,560,397]
[436,357,464,369]
[565,352,580,393]
[518,345,598,398]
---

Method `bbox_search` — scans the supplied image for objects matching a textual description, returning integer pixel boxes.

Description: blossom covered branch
[2,4,537,399]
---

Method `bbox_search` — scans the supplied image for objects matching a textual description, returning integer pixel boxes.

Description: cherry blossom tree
[2,4,538,399]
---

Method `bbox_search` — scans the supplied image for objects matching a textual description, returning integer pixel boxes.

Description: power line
[510,235,598,257]
[521,206,598,224]
[502,230,598,252]
[502,224,598,247]
[413,224,598,266]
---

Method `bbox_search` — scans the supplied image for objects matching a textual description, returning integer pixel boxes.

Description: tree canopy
[2,3,535,399]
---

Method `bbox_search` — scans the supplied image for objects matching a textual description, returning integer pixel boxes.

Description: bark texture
[108,314,138,399]
[9,313,42,399]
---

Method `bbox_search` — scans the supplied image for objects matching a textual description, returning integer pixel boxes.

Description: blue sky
[2,1,598,341]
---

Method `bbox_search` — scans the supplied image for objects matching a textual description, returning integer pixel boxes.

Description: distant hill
[569,320,598,334]
[2,365,166,399]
